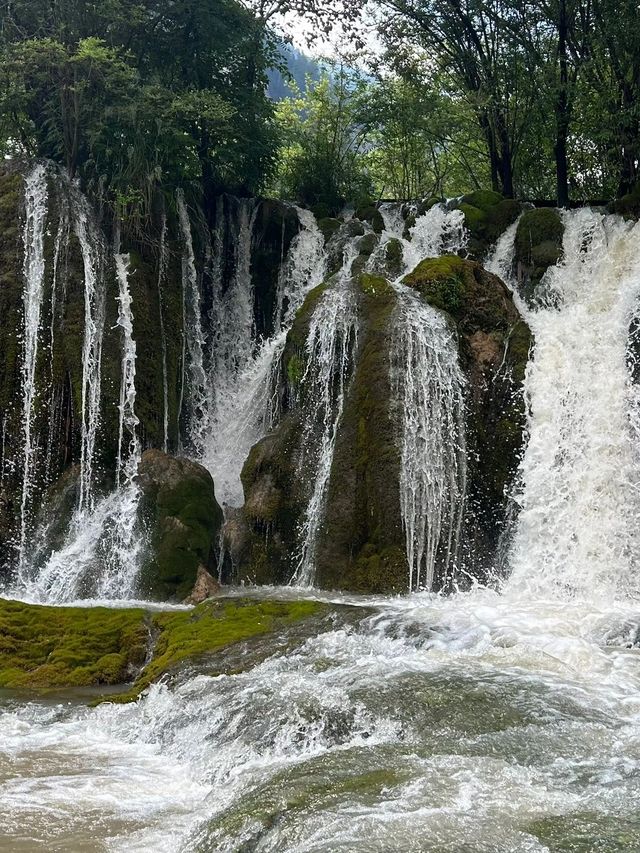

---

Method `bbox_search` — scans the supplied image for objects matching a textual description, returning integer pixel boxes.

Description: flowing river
[2,586,640,852]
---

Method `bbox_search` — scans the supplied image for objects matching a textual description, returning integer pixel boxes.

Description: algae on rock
[0,596,325,700]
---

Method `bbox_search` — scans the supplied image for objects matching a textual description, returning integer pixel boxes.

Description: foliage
[272,67,374,213]
[0,0,279,220]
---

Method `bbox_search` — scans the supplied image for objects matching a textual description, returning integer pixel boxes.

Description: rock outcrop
[137,450,223,600]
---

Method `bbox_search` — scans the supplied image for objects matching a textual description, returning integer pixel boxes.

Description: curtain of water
[202,204,325,508]
[17,165,49,571]
[74,193,106,514]
[177,190,208,455]
[508,209,640,601]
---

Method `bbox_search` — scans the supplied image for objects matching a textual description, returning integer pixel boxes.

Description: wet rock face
[514,208,564,305]
[137,450,223,601]
[251,199,300,339]
[404,256,531,583]
[314,274,407,593]
[453,190,522,260]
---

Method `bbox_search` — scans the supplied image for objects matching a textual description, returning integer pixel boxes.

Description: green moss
[286,281,329,351]
[457,192,521,259]
[354,204,384,233]
[403,255,467,316]
[111,598,325,702]
[138,452,223,600]
[316,217,341,243]
[459,202,485,232]
[0,596,324,701]
[287,353,304,386]
[515,208,564,267]
[611,183,640,219]
[358,273,391,296]
[358,232,379,257]
[461,189,504,211]
[0,599,147,689]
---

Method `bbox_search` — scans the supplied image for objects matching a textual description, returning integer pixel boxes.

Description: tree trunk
[554,0,570,207]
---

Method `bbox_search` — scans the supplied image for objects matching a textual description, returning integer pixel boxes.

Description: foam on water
[3,588,640,851]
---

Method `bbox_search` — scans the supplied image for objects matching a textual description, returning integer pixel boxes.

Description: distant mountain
[267,44,324,101]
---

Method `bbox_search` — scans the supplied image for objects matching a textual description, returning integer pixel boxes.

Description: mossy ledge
[0,597,324,703]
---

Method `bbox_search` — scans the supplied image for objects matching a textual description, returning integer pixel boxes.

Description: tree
[375,0,539,197]
[273,67,373,212]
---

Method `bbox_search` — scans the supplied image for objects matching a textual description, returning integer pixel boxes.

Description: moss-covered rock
[0,597,148,689]
[314,273,408,592]
[610,183,640,219]
[0,596,324,700]
[317,217,341,244]
[454,191,522,259]
[354,204,384,233]
[251,198,301,339]
[137,449,223,600]
[405,256,531,585]
[515,208,564,304]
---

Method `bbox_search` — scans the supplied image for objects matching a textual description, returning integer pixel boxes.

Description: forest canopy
[1,0,639,216]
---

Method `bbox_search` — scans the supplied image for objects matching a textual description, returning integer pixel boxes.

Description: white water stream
[17,164,48,570]
[5,189,640,851]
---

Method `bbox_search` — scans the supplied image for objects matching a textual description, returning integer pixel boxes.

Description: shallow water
[3,587,640,852]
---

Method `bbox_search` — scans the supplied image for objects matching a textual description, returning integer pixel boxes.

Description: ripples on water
[2,588,640,852]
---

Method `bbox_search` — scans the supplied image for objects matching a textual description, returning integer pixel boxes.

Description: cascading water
[390,295,467,590]
[17,164,48,571]
[74,193,106,514]
[201,205,325,507]
[21,244,145,603]
[378,203,470,591]
[8,196,640,853]
[507,209,640,601]
[293,279,358,586]
[177,190,208,455]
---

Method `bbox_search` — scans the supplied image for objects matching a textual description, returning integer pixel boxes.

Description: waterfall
[157,213,170,452]
[24,248,144,603]
[74,194,106,514]
[17,164,48,570]
[275,207,326,330]
[293,255,359,586]
[202,205,324,507]
[115,253,140,486]
[508,209,640,601]
[485,216,521,285]
[177,190,208,454]
[406,204,467,270]
[378,204,470,591]
[44,197,70,485]
[391,294,467,590]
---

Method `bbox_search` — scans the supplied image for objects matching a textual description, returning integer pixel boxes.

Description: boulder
[454,190,522,260]
[314,273,407,592]
[137,450,223,600]
[514,208,564,304]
